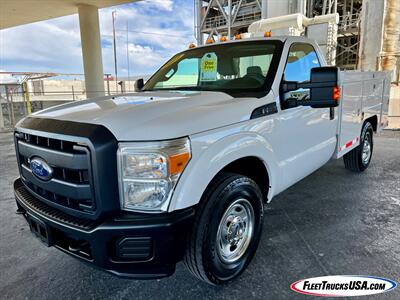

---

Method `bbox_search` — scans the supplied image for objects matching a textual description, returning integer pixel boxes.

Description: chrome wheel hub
[362,132,371,165]
[216,198,254,264]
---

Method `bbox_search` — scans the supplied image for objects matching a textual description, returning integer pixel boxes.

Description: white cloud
[0,0,194,77]
[127,44,164,67]
[98,1,195,75]
[101,42,168,77]
[137,0,174,11]
[0,15,83,73]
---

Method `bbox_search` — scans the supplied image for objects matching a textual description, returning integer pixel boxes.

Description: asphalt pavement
[0,130,399,300]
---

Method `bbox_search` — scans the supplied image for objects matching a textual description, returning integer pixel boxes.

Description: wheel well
[219,157,269,201]
[365,115,378,132]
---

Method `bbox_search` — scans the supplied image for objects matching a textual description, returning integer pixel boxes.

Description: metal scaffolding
[310,0,362,70]
[195,0,363,70]
[195,0,263,44]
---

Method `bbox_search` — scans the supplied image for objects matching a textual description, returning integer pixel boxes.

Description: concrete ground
[0,130,399,300]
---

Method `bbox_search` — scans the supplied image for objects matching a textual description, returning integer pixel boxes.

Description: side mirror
[134,78,144,92]
[282,67,340,108]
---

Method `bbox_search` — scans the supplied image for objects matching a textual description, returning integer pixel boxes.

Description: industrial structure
[195,0,398,73]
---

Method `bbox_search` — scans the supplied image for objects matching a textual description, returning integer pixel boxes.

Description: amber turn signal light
[169,152,191,175]
[333,86,341,101]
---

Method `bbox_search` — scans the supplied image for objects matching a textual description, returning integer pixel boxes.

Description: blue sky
[0,0,195,77]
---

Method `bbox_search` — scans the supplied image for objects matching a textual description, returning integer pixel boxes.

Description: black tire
[343,121,374,172]
[183,172,264,285]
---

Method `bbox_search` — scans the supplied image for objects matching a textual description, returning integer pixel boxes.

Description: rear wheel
[184,172,264,285]
[343,122,374,172]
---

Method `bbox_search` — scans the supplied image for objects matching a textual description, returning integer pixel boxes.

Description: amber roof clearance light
[264,31,272,37]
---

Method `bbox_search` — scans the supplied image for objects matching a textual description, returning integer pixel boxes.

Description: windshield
[143,40,282,96]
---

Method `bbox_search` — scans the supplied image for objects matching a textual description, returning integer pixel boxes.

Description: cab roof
[192,35,315,50]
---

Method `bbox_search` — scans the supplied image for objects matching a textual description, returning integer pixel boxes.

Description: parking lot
[0,130,399,300]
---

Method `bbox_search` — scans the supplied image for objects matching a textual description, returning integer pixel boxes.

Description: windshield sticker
[200,53,218,82]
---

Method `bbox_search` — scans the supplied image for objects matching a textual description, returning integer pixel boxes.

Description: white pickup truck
[13,35,390,285]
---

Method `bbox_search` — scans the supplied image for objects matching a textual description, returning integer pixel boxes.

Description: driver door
[275,42,337,190]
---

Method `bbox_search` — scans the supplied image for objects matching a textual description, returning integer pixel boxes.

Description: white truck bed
[335,71,391,158]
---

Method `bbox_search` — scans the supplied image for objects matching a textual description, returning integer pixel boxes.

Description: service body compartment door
[379,72,391,131]
[335,72,363,158]
[363,72,385,128]
[335,71,391,158]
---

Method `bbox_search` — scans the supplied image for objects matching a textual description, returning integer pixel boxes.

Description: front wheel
[184,173,264,285]
[343,122,374,172]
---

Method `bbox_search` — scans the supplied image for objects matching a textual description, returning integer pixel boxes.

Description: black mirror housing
[282,67,340,108]
[308,67,339,108]
[134,78,144,92]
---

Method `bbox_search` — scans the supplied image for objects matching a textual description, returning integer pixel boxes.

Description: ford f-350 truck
[13,36,390,285]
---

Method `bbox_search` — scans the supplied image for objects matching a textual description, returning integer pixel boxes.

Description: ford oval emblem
[30,157,53,181]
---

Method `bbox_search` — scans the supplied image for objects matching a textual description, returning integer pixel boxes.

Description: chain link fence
[0,74,138,130]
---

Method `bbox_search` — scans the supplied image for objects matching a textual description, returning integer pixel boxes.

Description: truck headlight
[117,138,191,212]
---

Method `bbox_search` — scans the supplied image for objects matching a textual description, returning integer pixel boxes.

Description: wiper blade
[145,86,213,92]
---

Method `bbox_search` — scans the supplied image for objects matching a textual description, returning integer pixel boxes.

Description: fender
[168,125,280,211]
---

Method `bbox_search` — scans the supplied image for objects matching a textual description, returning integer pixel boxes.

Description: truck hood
[28,90,265,141]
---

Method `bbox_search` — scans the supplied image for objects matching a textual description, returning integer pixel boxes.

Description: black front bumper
[14,178,195,279]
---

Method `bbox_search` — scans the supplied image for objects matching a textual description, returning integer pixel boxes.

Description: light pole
[126,21,131,92]
[112,11,118,94]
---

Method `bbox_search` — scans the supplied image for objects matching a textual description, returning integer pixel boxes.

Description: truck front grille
[15,179,97,231]
[15,132,96,215]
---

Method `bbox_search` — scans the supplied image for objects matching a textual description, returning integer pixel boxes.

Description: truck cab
[13,36,389,285]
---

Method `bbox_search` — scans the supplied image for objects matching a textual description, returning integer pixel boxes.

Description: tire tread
[183,172,236,284]
[343,122,373,172]
[183,172,261,285]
